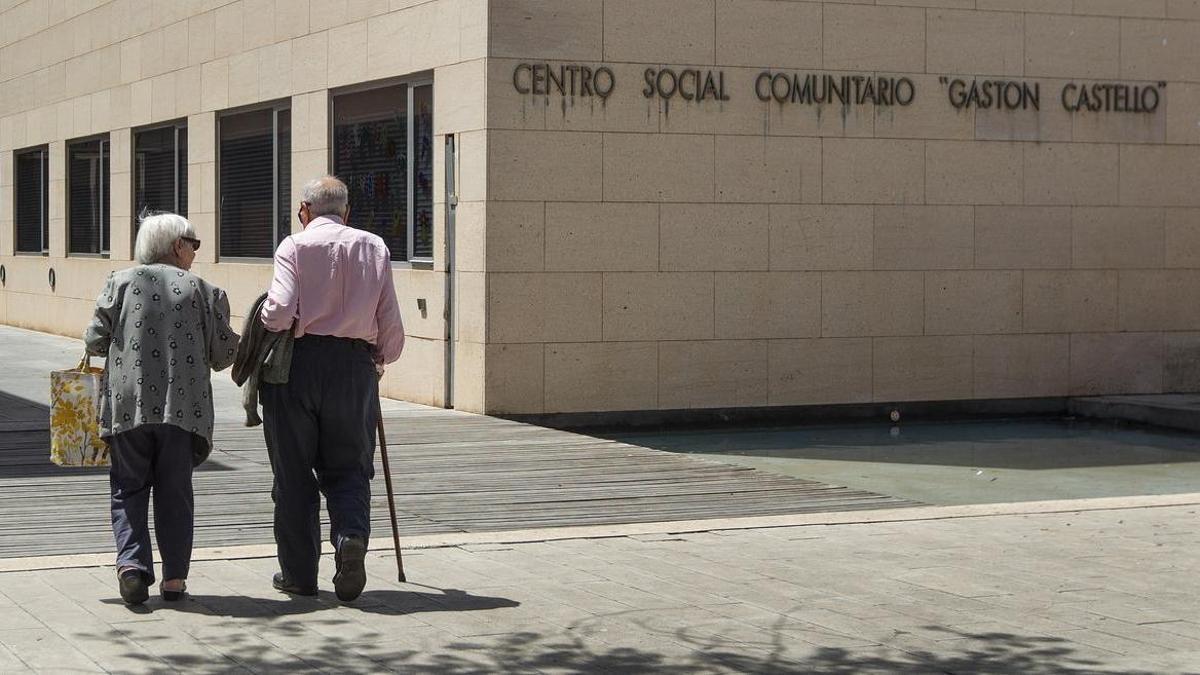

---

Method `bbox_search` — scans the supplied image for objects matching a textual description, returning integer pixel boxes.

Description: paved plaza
[1,504,1198,674]
[1,326,1199,673]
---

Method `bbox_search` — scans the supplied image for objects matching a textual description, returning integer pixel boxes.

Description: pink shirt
[260,216,405,364]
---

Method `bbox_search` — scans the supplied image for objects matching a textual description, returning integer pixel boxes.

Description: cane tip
[398,573,407,583]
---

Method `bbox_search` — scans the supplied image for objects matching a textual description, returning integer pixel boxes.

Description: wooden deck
[0,400,919,559]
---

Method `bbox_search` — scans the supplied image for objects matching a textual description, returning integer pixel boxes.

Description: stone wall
[479,0,1200,414]
[0,0,489,408]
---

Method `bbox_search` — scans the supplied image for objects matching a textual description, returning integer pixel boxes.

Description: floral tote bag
[50,354,110,467]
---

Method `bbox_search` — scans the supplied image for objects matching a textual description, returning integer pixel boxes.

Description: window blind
[412,84,434,259]
[68,138,110,255]
[332,82,435,262]
[333,84,410,261]
[134,124,188,223]
[14,148,48,253]
[219,106,290,259]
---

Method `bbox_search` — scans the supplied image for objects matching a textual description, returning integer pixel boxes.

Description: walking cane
[376,397,406,582]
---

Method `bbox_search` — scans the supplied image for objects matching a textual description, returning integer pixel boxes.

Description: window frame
[12,145,49,256]
[215,99,292,263]
[66,133,112,258]
[329,74,435,267]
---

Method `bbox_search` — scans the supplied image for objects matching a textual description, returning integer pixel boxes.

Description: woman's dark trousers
[109,424,197,583]
[260,335,378,589]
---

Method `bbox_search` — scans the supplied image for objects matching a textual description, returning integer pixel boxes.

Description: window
[218,104,290,259]
[134,123,188,222]
[14,147,49,254]
[332,80,434,261]
[68,136,111,256]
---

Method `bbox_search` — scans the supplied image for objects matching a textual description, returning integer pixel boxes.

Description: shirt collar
[306,215,345,230]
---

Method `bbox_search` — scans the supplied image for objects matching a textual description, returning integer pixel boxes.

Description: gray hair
[134,213,194,264]
[302,176,349,218]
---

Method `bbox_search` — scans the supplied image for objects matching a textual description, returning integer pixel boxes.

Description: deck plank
[0,406,919,558]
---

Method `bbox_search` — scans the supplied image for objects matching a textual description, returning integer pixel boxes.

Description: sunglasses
[181,236,201,252]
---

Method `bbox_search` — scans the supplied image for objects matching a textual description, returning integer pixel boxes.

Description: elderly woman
[84,214,239,605]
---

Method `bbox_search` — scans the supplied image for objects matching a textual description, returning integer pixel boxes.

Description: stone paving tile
[442,553,546,587]
[722,582,837,614]
[898,633,1131,674]
[1150,650,1200,673]
[604,561,756,600]
[702,601,801,628]
[793,595,902,621]
[514,579,636,616]
[362,634,546,674]
[569,579,685,611]
[566,617,765,670]
[1081,599,1189,625]
[892,566,1036,599]
[0,627,105,672]
[597,567,737,607]
[801,644,948,674]
[1061,627,1179,658]
[108,623,247,673]
[74,567,170,625]
[1035,608,1200,652]
[1150,620,1200,642]
[0,606,42,631]
[0,643,31,673]
[65,630,181,674]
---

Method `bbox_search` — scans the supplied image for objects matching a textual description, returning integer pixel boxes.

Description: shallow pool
[608,418,1200,506]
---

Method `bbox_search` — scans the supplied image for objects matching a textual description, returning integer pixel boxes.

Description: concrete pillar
[0,149,13,257]
[290,91,328,235]
[187,112,217,265]
[108,129,133,261]
[47,141,66,259]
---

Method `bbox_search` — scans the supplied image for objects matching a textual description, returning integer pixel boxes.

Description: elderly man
[259,176,405,601]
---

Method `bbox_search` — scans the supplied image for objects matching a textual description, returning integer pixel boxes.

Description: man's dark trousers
[261,334,378,588]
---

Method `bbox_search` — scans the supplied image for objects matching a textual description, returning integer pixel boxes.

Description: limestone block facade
[480,0,1200,415]
[0,0,486,408]
[1,0,1199,416]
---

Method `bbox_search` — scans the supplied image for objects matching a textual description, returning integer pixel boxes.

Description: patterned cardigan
[84,264,240,459]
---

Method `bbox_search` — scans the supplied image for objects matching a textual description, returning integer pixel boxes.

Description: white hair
[135,213,194,264]
[303,176,349,218]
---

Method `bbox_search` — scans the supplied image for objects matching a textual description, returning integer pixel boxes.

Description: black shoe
[118,569,149,605]
[272,572,317,597]
[333,536,367,602]
[160,580,187,602]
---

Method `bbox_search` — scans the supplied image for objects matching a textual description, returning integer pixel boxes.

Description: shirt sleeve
[207,287,240,372]
[83,274,118,356]
[374,249,405,365]
[260,236,299,332]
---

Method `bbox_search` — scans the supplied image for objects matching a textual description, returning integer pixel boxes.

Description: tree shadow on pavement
[75,615,1163,674]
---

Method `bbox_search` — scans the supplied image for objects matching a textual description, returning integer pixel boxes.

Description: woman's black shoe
[272,572,317,596]
[160,580,187,601]
[119,569,149,605]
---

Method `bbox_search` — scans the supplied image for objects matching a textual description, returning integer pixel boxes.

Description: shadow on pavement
[0,391,49,427]
[102,587,520,619]
[0,388,238,478]
[74,620,1156,674]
